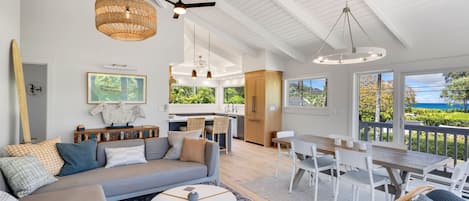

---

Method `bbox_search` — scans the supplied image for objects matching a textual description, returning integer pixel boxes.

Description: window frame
[284,75,329,109]
[352,70,399,142]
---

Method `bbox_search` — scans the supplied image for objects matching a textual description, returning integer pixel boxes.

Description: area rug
[121,183,252,201]
[242,172,388,201]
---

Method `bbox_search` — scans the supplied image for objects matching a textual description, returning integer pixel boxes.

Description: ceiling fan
[165,0,216,19]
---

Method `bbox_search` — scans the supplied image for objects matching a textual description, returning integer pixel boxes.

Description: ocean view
[412,103,465,110]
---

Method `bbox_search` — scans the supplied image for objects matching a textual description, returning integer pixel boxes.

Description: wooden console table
[74,126,159,143]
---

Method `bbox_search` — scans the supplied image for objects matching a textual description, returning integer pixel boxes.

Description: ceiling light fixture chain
[313,0,386,65]
[192,24,197,79]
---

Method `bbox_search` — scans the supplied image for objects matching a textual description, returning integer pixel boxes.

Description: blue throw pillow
[56,140,99,176]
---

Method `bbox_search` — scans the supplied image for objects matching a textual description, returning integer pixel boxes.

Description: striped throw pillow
[104,145,147,168]
[0,156,57,198]
[4,137,64,175]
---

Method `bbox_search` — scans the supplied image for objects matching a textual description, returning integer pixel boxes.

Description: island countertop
[168,115,237,123]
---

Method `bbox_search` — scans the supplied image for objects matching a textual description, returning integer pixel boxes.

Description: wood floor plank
[220,139,291,201]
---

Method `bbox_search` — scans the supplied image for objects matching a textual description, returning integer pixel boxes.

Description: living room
[1,0,469,201]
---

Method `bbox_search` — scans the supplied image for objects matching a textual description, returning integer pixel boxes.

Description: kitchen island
[168,113,242,152]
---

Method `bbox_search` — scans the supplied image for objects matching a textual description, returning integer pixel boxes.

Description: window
[356,72,394,142]
[287,78,327,107]
[224,87,245,104]
[170,86,216,104]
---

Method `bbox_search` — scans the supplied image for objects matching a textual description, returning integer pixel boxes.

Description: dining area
[272,132,467,201]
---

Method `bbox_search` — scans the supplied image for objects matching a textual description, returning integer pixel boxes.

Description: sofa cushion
[105,145,147,168]
[20,185,105,201]
[0,191,17,201]
[56,140,99,176]
[427,189,465,201]
[0,156,57,198]
[33,160,207,197]
[96,139,144,167]
[0,171,11,194]
[145,138,169,160]
[4,137,64,175]
[164,130,201,160]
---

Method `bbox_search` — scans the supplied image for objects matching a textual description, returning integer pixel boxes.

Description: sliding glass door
[404,71,469,165]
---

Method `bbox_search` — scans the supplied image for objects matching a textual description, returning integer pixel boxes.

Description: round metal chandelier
[95,0,157,41]
[313,1,386,65]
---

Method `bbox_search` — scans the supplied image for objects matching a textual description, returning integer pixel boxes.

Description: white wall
[242,50,288,72]
[0,0,20,146]
[21,0,184,141]
[283,55,469,138]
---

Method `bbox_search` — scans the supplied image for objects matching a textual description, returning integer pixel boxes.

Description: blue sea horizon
[412,103,465,110]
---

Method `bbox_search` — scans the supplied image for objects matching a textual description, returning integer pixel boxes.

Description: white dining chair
[334,147,391,201]
[288,139,336,201]
[275,130,295,177]
[404,160,469,197]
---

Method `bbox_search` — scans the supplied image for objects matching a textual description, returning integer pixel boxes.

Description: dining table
[272,135,453,199]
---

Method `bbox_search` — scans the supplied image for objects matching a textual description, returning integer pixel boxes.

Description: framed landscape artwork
[87,72,147,104]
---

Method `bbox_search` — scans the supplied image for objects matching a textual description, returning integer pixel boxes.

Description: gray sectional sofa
[0,137,220,201]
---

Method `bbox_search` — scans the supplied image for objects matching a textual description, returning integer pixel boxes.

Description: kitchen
[168,75,245,153]
[168,21,282,153]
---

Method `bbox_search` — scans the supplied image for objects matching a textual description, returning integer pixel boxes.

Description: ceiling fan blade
[173,13,180,19]
[185,2,216,8]
[165,0,176,5]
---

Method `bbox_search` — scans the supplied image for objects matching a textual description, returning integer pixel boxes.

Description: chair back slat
[277,131,295,139]
[291,139,317,158]
[187,118,206,131]
[451,160,469,181]
[212,117,229,134]
[335,147,372,171]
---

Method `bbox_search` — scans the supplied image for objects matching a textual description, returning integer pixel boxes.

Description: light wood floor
[220,139,291,201]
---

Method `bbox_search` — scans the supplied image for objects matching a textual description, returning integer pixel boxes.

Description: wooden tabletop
[273,135,452,175]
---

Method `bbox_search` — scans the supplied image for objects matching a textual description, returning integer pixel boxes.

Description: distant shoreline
[412,103,465,110]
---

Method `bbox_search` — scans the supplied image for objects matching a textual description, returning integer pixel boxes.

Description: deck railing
[359,121,469,166]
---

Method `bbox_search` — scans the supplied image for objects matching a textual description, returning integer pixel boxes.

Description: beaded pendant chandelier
[95,0,157,41]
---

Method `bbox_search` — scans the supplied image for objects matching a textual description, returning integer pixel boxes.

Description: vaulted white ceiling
[156,0,469,72]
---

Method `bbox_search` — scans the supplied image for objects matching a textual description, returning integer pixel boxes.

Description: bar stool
[206,117,229,154]
[180,118,206,137]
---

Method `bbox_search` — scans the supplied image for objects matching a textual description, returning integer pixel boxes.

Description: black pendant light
[191,69,197,79]
[206,32,212,80]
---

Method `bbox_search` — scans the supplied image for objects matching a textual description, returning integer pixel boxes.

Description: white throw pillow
[104,145,147,168]
[164,130,202,160]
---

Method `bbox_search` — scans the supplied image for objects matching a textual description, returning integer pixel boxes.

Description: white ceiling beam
[216,0,307,62]
[363,0,411,48]
[271,0,346,49]
[149,0,167,8]
[185,12,258,56]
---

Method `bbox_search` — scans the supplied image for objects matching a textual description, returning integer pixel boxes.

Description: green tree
[170,86,215,104]
[224,87,245,104]
[444,72,469,83]
[441,77,469,112]
[404,86,417,112]
[359,75,416,121]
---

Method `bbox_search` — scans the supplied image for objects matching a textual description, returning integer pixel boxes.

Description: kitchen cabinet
[244,70,282,146]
